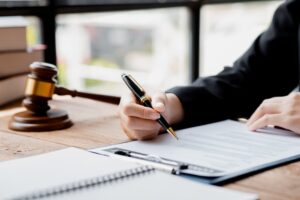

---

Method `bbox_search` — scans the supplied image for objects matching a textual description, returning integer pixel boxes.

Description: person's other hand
[247,93,300,134]
[118,92,184,140]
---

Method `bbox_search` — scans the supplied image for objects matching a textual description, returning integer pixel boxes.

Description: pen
[121,74,178,140]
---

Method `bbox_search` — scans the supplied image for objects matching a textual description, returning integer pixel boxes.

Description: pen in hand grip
[121,74,178,140]
[139,96,178,140]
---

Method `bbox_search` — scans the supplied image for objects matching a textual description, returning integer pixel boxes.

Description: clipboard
[91,147,300,185]
[91,120,300,185]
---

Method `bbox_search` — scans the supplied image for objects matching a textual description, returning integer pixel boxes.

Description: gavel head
[23,62,58,115]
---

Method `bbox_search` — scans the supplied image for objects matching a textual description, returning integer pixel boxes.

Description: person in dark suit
[119,0,300,140]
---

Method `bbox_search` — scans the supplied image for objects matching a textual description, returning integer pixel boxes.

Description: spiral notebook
[0,148,257,200]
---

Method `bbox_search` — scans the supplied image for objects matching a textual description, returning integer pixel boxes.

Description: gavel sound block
[9,62,121,132]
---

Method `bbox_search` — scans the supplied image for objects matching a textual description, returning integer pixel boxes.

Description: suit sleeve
[167,0,300,128]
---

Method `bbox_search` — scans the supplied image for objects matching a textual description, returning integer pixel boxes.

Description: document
[94,120,300,180]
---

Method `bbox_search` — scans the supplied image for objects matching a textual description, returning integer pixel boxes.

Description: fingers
[121,117,160,140]
[151,92,168,113]
[120,92,160,120]
[123,103,160,120]
[121,114,161,131]
[247,114,285,131]
[247,100,281,126]
[118,92,164,140]
[246,94,300,134]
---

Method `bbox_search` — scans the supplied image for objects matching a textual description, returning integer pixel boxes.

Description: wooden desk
[0,97,299,200]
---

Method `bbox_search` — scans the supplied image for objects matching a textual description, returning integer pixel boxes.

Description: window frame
[0,0,279,82]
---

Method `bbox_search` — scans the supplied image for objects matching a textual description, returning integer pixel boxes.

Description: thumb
[151,92,167,113]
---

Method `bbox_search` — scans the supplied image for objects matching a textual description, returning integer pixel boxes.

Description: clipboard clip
[105,148,225,177]
[107,148,188,174]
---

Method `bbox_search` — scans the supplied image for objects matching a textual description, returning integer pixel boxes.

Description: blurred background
[2,0,283,96]
[56,8,190,94]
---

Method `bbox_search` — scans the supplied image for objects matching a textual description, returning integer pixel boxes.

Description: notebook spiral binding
[11,165,155,200]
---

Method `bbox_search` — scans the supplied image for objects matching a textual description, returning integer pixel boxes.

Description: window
[56,8,190,95]
[26,17,42,47]
[200,0,283,76]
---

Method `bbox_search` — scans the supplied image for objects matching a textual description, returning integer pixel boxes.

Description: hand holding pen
[119,74,184,140]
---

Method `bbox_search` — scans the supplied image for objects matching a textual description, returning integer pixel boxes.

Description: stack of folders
[0,16,44,107]
[0,148,257,200]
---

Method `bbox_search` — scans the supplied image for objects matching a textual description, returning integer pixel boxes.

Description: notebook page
[45,170,257,200]
[97,120,300,175]
[0,148,139,199]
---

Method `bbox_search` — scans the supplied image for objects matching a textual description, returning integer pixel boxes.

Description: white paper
[46,171,256,200]
[97,120,300,176]
[0,148,138,199]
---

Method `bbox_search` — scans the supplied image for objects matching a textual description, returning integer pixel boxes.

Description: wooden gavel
[24,62,120,114]
[9,62,121,132]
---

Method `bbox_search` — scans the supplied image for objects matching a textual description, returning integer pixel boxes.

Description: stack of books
[0,16,44,106]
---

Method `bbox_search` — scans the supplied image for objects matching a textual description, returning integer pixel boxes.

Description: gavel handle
[54,86,121,105]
